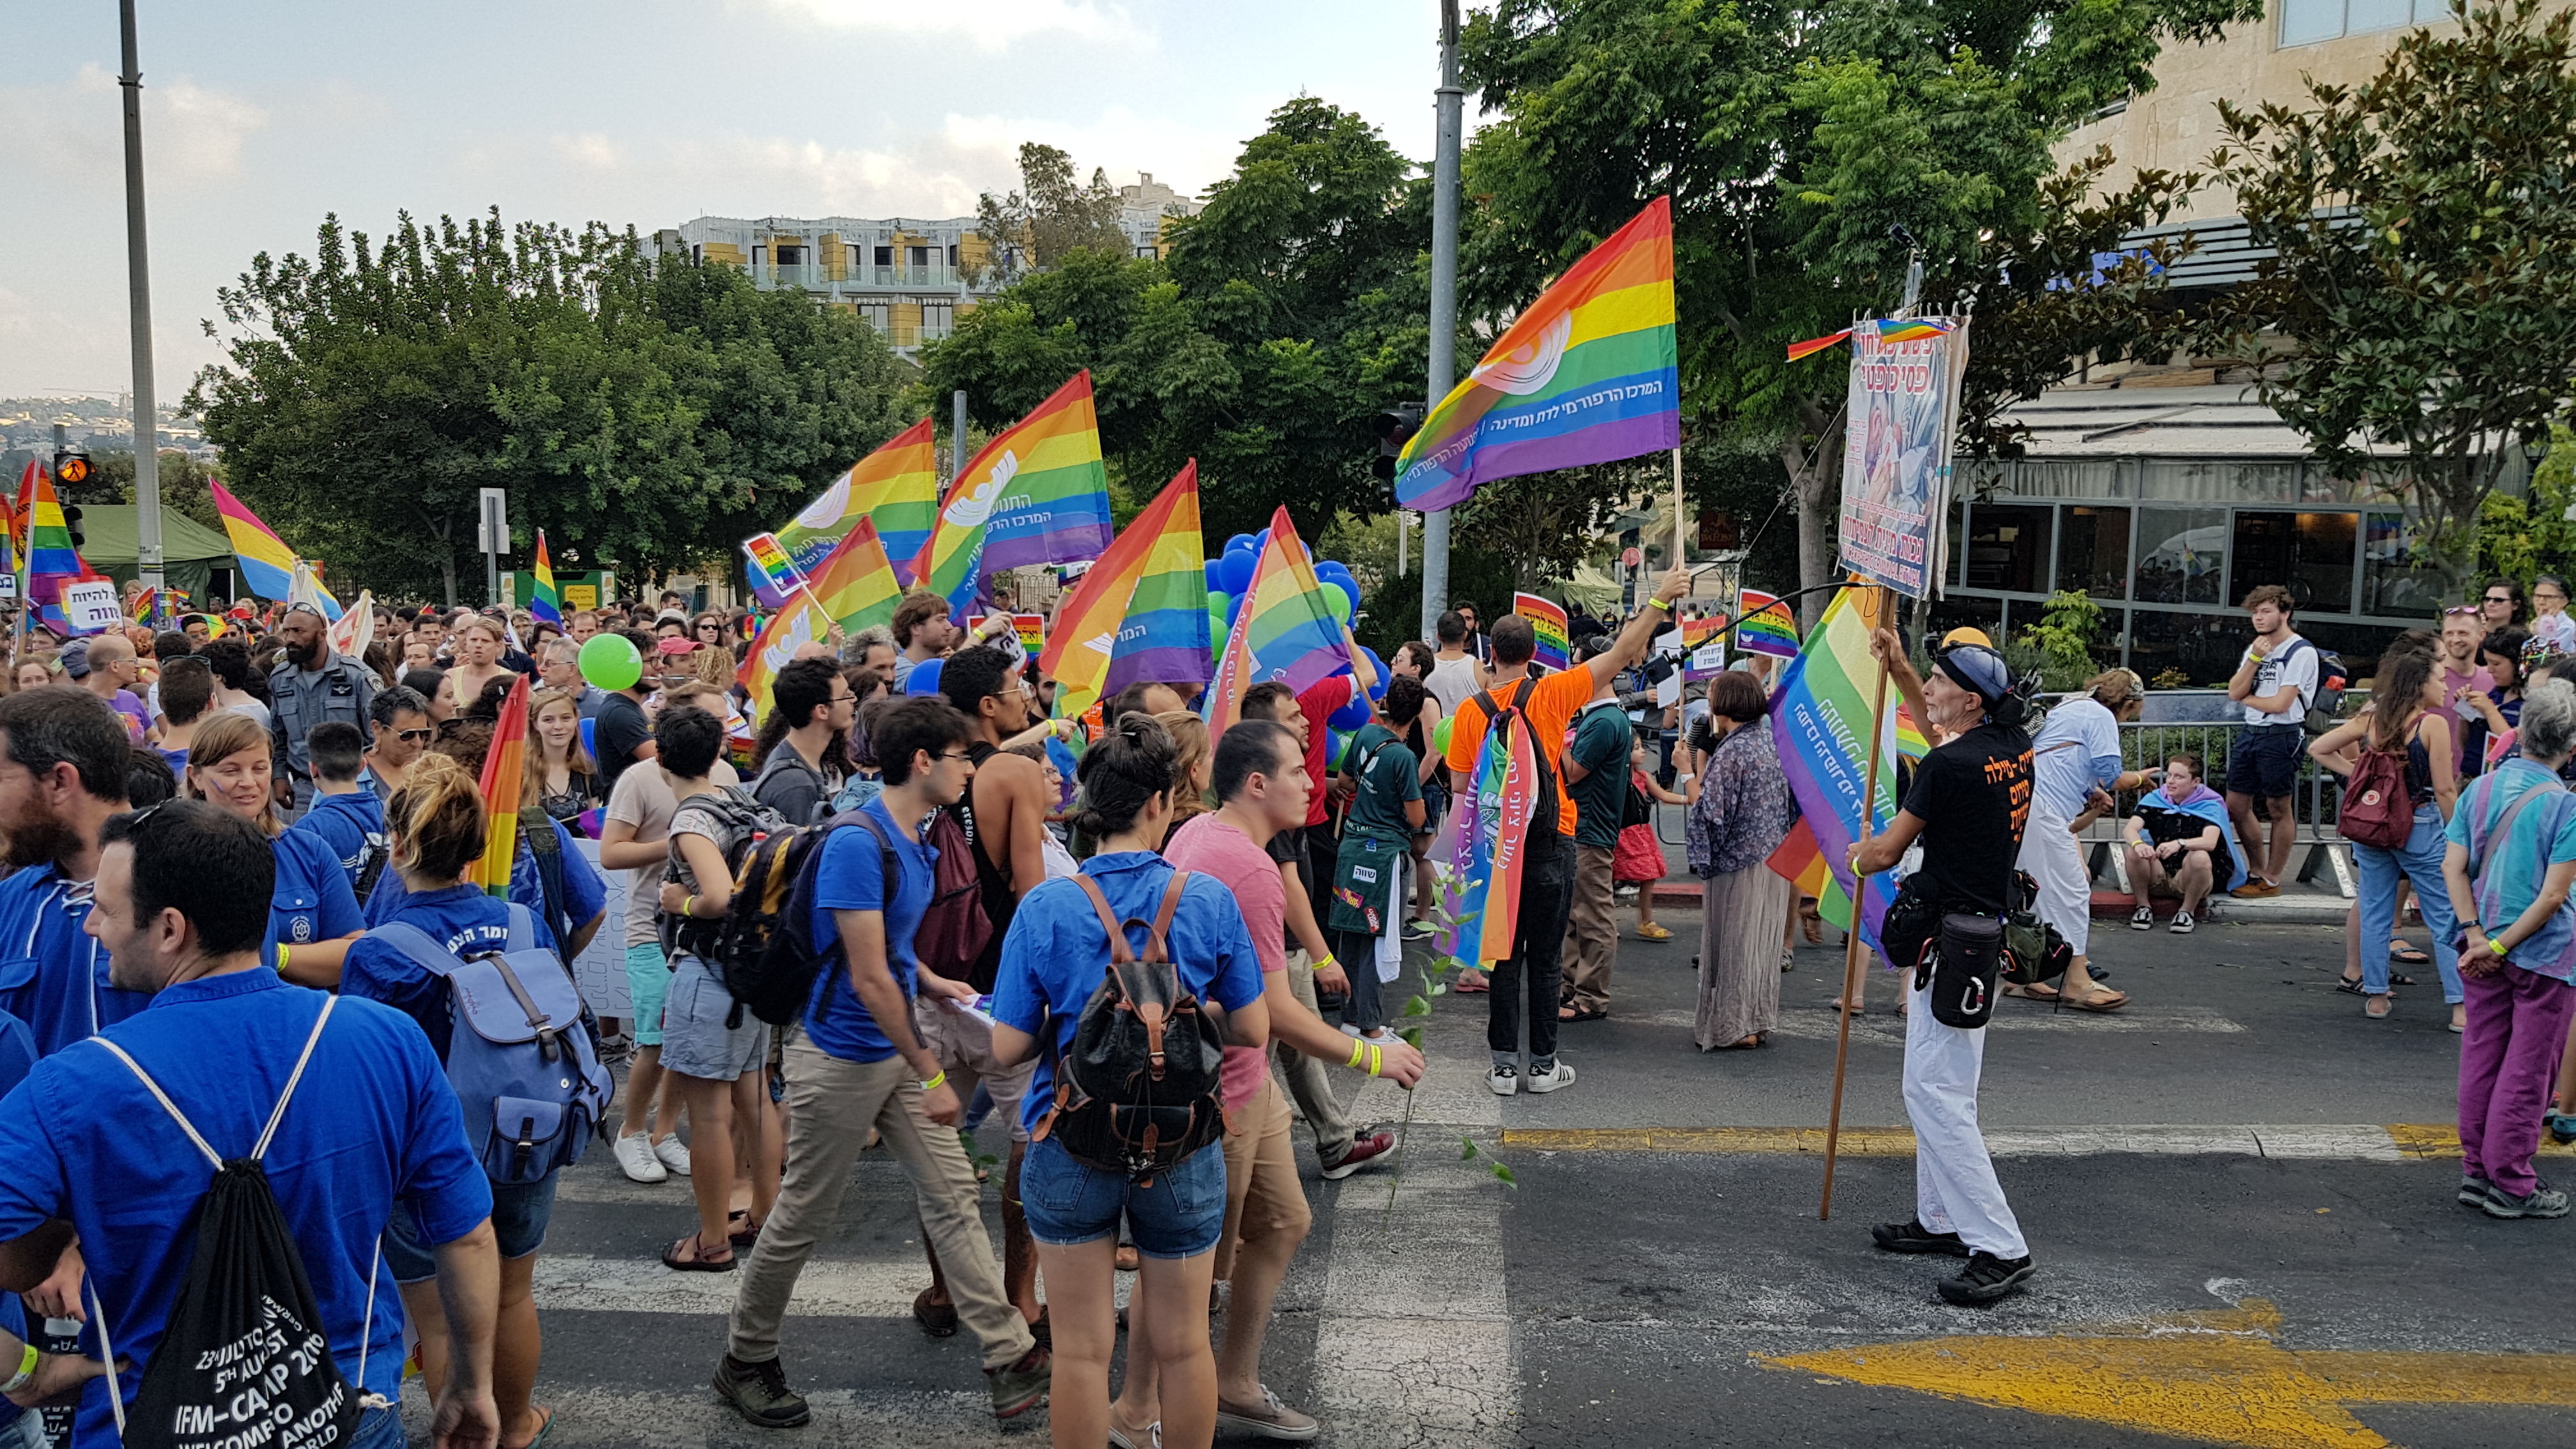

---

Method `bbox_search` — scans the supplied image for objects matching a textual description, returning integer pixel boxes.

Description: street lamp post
[119,0,164,597]
[1419,0,1463,641]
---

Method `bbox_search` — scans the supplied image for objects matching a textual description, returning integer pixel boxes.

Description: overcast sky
[1,0,1445,403]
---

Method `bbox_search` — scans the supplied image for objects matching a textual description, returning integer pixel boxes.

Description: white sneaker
[653,1135,693,1176]
[1358,1027,1403,1046]
[1525,1061,1577,1095]
[2169,911,2196,935]
[1488,1064,1519,1096]
[614,1131,668,1184]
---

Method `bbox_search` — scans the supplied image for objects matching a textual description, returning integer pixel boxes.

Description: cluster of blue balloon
[1202,530,1387,743]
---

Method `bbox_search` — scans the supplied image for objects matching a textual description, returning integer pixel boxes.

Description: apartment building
[651,215,997,351]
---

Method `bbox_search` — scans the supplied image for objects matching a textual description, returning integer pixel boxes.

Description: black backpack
[1036,870,1227,1183]
[717,810,896,1027]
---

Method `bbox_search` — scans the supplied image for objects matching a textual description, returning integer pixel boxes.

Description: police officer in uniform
[268,602,378,815]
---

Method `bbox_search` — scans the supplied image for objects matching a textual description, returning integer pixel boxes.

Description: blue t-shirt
[0,970,489,1446]
[0,867,150,1057]
[2032,696,2124,823]
[362,816,606,945]
[288,789,387,896]
[0,1009,36,1436]
[268,828,367,963]
[2446,758,2576,983]
[992,850,1267,1138]
[342,885,557,1060]
[802,799,934,1064]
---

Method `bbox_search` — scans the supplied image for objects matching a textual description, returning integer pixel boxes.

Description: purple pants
[2458,963,2576,1196]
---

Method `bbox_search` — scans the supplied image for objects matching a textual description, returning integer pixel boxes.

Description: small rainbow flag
[1783,316,1959,361]
[209,479,302,603]
[528,531,561,627]
[911,372,1113,617]
[1735,589,1801,658]
[470,675,532,899]
[804,518,903,634]
[1396,197,1678,512]
[128,586,158,626]
[1202,507,1351,739]
[22,463,107,631]
[1042,461,1212,721]
[1512,592,1570,671]
[776,418,939,587]
[1785,328,1854,362]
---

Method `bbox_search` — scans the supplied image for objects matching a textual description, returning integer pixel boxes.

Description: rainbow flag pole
[471,674,532,898]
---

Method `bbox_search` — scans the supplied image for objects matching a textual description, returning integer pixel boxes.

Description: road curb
[1498,1123,2558,1161]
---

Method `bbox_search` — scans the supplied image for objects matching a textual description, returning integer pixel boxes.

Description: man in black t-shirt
[1847,626,2035,1307]
[592,630,661,794]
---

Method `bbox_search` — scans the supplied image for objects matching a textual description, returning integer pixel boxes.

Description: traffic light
[51,441,90,488]
[1369,402,1425,484]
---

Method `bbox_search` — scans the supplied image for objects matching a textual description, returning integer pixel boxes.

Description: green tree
[1457,0,2247,617]
[972,143,1134,284]
[2202,0,2576,601]
[2477,424,2576,586]
[79,449,227,537]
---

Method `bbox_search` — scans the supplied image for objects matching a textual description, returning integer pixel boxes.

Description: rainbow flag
[805,518,903,634]
[528,531,562,627]
[470,675,532,898]
[1436,689,1544,970]
[1782,316,1959,362]
[1735,588,1801,657]
[910,372,1113,616]
[1395,197,1679,512]
[776,418,939,587]
[1202,507,1351,739]
[1786,328,1854,362]
[736,587,837,722]
[209,479,303,603]
[1894,703,1931,762]
[1512,592,1570,670]
[128,586,158,625]
[22,463,106,624]
[1763,585,1901,957]
[1041,461,1211,720]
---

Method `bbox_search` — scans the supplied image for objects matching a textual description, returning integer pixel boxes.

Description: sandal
[1800,901,1825,944]
[1709,1033,1765,1050]
[1635,923,1674,941]
[1559,1006,1607,1022]
[728,1211,763,1250]
[2388,973,2419,987]
[2006,982,2061,1002]
[1455,972,1491,995]
[2391,943,2431,965]
[2336,974,2367,996]
[1828,998,1866,1016]
[503,1406,555,1449]
[2058,988,2128,1013]
[2365,994,2394,1019]
[661,1232,735,1273]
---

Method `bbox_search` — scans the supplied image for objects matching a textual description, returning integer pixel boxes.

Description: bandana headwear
[1935,642,2013,704]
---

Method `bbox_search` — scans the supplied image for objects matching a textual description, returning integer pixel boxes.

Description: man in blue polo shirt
[0,800,502,1449]
[0,689,149,1057]
[287,722,389,901]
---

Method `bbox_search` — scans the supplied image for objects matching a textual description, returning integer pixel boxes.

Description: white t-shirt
[1424,656,1480,717]
[602,755,739,947]
[2239,634,2317,726]
[2030,696,2123,823]
[2535,611,2576,656]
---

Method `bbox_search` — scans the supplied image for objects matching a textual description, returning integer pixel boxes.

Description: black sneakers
[1937,1251,2037,1305]
[1871,1219,1969,1257]
[714,1354,811,1429]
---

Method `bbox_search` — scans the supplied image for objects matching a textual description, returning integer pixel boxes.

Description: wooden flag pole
[1819,584,1892,1222]
[1672,448,1686,577]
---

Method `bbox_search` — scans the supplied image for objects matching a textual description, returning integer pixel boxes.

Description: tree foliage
[1457,0,2253,613]
[972,143,1133,284]
[75,450,226,537]
[186,210,911,602]
[2202,0,2576,600]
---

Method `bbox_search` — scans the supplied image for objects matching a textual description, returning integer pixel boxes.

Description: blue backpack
[367,903,612,1184]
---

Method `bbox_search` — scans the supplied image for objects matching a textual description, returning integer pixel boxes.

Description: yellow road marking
[1763,1298,2576,1449]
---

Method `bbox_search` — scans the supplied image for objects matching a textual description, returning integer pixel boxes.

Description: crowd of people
[0,552,2566,1449]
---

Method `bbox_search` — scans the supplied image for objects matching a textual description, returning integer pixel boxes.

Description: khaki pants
[728,1031,1034,1370]
[1276,950,1353,1161]
[1211,1077,1313,1282]
[1560,843,1619,1014]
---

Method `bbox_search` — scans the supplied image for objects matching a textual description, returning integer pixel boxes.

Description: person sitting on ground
[2124,753,2242,933]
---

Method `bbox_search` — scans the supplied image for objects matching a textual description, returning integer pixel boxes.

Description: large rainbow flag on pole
[1394,196,1680,512]
[804,518,904,634]
[1202,507,1350,739]
[735,588,838,721]
[527,530,562,627]
[18,462,101,608]
[775,419,939,588]
[469,674,532,898]
[1763,584,1900,956]
[1041,461,1212,721]
[910,373,1113,617]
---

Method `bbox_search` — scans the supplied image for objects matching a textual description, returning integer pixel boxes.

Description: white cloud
[742,0,1140,49]
[0,64,270,187]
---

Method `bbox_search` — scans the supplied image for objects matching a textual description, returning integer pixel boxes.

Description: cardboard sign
[742,532,806,610]
[60,579,123,636]
[967,613,1046,655]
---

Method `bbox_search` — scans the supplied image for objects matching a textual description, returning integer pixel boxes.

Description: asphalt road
[425,913,2570,1449]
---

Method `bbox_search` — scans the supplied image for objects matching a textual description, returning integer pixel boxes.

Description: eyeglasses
[390,728,434,744]
[698,624,723,634]
[935,750,976,763]
[828,691,856,705]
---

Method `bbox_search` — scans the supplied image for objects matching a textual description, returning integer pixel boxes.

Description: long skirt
[1697,864,1793,1050]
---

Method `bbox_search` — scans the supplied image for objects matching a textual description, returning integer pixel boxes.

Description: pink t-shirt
[1164,812,1285,1113]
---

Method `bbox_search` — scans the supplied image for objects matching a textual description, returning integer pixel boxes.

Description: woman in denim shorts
[991,716,1271,1449]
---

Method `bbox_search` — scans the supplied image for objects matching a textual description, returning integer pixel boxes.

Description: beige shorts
[1211,1076,1314,1282]
[914,995,1038,1145]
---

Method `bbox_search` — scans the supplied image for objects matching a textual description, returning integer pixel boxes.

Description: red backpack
[2338,714,2419,850]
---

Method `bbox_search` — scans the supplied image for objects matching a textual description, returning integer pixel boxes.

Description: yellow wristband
[684,895,698,919]
[275,943,289,973]
[3,1340,33,1394]
[1346,1038,1366,1070]
[921,1070,947,1092]
[2490,937,2510,961]
[1366,1044,1384,1078]
[1314,953,1337,972]
[1650,595,1675,612]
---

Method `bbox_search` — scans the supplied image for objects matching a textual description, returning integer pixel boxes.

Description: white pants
[2014,811,2091,956]
[1903,977,2028,1259]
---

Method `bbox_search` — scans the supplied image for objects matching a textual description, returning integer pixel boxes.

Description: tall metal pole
[1418,0,1463,641]
[951,389,969,481]
[119,0,164,596]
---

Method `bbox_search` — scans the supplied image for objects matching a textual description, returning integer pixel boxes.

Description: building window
[873,246,893,266]
[2057,505,2132,601]
[847,244,863,272]
[751,245,765,268]
[2281,0,2446,46]
[2230,510,2358,616]
[774,244,804,266]
[2363,510,2448,618]
[1963,504,2053,595]
[2133,509,2227,606]
[2129,609,2247,687]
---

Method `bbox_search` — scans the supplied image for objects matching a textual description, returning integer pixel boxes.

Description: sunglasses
[390,728,434,744]
[2485,595,2514,605]
[2443,605,2483,617]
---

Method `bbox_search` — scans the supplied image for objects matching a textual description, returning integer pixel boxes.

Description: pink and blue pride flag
[911,372,1114,617]
[1202,507,1350,740]
[1395,197,1679,512]
[1764,584,1902,958]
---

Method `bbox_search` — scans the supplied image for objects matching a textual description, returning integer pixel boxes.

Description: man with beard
[0,688,146,1057]
[268,602,379,814]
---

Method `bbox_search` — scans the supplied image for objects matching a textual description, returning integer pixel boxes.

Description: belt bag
[1913,912,2002,1029]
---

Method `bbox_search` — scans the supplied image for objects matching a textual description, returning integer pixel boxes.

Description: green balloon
[1325,586,1354,624]
[1207,590,1229,643]
[1432,716,1453,756]
[579,632,643,692]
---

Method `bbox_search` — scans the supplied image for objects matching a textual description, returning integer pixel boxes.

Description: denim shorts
[2228,724,2304,801]
[659,954,767,1080]
[383,1170,559,1284]
[625,943,669,1045]
[1019,1135,1225,1259]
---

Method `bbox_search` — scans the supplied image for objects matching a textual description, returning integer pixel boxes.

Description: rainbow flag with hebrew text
[1436,686,1544,970]
[1042,461,1211,721]
[1202,507,1350,740]
[469,675,532,899]
[910,373,1113,617]
[777,418,939,588]
[1395,197,1678,512]
[1763,585,1901,958]
[1735,589,1801,658]
[1512,593,1570,671]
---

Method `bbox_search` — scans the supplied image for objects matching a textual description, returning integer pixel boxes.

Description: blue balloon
[1219,548,1257,595]
[1204,560,1224,593]
[1358,646,1390,702]
[1225,533,1257,555]
[1328,691,1371,732]
[905,658,945,697]
[1224,591,1245,625]
[1256,527,1272,546]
